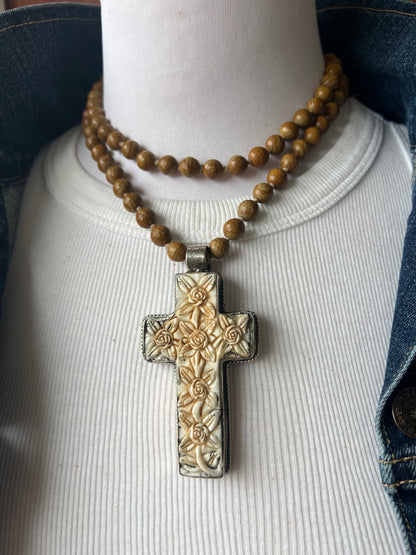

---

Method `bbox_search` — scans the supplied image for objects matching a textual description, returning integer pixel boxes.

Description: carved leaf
[179,365,194,385]
[234,339,250,358]
[198,273,216,292]
[203,409,221,432]
[234,313,249,333]
[200,302,216,319]
[201,343,217,362]
[179,320,195,337]
[177,275,195,294]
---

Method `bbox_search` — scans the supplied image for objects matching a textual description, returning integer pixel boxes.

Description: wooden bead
[83,125,96,138]
[339,74,350,96]
[123,192,142,212]
[137,150,155,171]
[325,62,343,77]
[121,140,140,159]
[203,159,224,179]
[267,168,287,188]
[105,165,123,185]
[86,135,101,150]
[90,114,108,128]
[290,139,309,159]
[209,237,230,259]
[97,123,113,142]
[248,146,269,168]
[157,155,178,175]
[88,89,102,101]
[334,90,346,107]
[321,73,339,91]
[150,225,172,247]
[324,53,342,67]
[223,218,245,240]
[97,154,113,173]
[293,109,312,128]
[265,134,285,155]
[304,127,321,146]
[87,106,104,118]
[314,85,333,102]
[91,143,107,161]
[86,98,100,110]
[325,101,339,121]
[280,153,298,173]
[315,115,330,133]
[253,182,273,203]
[306,97,326,115]
[227,155,248,175]
[238,199,258,221]
[279,121,299,140]
[166,242,187,262]
[106,131,124,150]
[178,157,200,177]
[136,207,155,228]
[113,178,131,198]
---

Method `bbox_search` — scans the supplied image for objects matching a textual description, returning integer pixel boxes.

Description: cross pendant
[142,249,258,478]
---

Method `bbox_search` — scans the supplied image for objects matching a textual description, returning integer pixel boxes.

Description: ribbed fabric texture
[0,100,412,553]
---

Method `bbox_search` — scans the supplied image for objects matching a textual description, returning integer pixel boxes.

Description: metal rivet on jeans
[392,387,416,439]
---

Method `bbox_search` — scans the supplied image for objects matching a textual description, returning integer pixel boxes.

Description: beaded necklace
[82,53,349,478]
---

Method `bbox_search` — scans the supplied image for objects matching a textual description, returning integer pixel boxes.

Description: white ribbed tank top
[0,99,412,553]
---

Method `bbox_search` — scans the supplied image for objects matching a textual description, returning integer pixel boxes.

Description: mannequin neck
[101,0,323,159]
[79,0,332,201]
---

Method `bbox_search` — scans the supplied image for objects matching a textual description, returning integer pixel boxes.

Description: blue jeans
[1,0,416,551]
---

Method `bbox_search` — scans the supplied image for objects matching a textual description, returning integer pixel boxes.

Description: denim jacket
[1,0,416,551]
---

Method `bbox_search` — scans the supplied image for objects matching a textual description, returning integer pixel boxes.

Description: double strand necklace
[82,54,349,478]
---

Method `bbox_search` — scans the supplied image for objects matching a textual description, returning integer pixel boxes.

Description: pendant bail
[186,246,211,272]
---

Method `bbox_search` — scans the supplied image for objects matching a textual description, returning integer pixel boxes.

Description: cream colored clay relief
[144,272,255,478]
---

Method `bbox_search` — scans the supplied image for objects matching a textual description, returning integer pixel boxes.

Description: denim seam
[316,6,416,17]
[0,17,101,35]
[382,419,396,459]
[380,455,416,464]
[397,494,416,553]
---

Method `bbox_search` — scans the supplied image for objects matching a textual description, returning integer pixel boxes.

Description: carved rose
[179,319,217,361]
[178,362,217,409]
[188,330,209,351]
[145,317,179,360]
[223,325,242,345]
[188,286,208,306]
[179,407,221,475]
[154,329,173,347]
[189,423,210,445]
[176,274,216,319]
[218,313,251,358]
[189,378,209,400]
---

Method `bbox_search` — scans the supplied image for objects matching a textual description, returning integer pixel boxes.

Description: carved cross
[142,271,258,478]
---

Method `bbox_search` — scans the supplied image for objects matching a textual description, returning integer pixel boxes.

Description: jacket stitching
[380,455,416,465]
[382,420,396,460]
[397,495,416,552]
[317,6,416,17]
[0,17,101,35]
[383,479,416,487]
